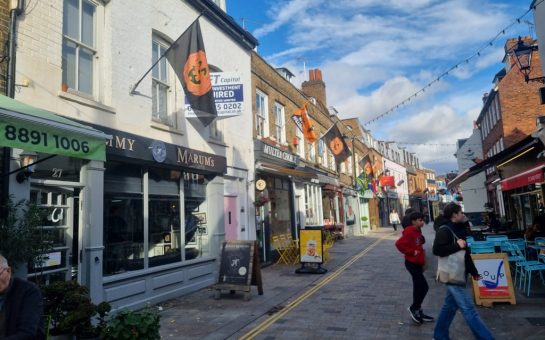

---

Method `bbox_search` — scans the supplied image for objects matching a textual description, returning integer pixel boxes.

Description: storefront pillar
[80,160,105,303]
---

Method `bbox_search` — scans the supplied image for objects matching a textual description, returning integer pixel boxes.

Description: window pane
[148,197,181,267]
[158,83,168,122]
[81,0,95,46]
[78,47,93,94]
[63,0,79,39]
[159,47,167,81]
[184,173,209,259]
[62,40,77,89]
[152,42,159,78]
[103,194,144,276]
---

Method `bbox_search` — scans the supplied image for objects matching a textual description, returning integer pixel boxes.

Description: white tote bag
[436,226,466,285]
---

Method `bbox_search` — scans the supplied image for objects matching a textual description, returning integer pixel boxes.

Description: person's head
[443,202,464,223]
[391,208,396,213]
[409,211,425,229]
[306,240,317,256]
[404,207,415,216]
[0,253,12,294]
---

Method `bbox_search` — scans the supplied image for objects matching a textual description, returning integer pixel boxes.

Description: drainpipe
[2,0,24,217]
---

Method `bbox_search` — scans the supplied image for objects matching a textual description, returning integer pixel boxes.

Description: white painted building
[455,130,487,217]
[11,0,257,309]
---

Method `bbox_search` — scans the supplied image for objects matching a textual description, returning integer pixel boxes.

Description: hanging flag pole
[129,12,205,95]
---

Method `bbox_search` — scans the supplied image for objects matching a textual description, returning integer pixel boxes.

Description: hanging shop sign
[255,179,267,191]
[87,123,226,175]
[185,72,244,118]
[380,175,395,187]
[0,95,108,161]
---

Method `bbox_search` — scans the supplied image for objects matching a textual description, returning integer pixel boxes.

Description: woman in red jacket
[395,211,434,325]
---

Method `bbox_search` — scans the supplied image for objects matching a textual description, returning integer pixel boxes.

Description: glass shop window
[184,172,210,259]
[148,168,181,267]
[103,163,144,276]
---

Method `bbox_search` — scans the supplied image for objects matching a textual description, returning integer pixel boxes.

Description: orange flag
[293,102,318,144]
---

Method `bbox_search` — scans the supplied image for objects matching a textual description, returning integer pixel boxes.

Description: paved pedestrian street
[159,225,545,339]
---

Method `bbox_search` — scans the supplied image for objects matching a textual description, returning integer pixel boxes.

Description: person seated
[487,212,501,232]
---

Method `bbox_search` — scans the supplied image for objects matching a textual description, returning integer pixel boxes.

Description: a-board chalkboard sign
[471,253,516,307]
[213,240,263,301]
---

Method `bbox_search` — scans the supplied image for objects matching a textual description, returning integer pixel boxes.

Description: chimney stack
[302,68,327,107]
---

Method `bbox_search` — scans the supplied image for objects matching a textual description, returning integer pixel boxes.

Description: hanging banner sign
[0,117,106,161]
[185,72,243,118]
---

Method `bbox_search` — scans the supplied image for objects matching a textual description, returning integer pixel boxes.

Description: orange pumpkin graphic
[329,137,344,155]
[183,50,212,96]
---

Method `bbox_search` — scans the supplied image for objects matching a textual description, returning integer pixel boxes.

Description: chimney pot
[316,69,322,80]
[309,69,315,81]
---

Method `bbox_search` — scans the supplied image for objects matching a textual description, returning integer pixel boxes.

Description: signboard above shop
[255,140,299,166]
[185,72,244,119]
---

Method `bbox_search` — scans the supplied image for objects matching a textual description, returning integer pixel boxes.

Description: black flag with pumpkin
[166,19,217,126]
[323,123,351,164]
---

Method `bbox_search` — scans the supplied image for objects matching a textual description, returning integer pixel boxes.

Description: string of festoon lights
[363,3,541,126]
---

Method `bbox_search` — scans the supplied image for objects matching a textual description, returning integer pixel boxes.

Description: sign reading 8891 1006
[185,72,243,119]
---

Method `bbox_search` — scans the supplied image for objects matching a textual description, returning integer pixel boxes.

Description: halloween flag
[323,123,351,164]
[292,102,318,144]
[165,19,217,126]
[358,153,374,179]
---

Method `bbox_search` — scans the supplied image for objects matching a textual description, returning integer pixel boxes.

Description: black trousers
[405,260,429,311]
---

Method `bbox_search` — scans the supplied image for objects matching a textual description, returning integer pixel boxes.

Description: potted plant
[101,308,161,340]
[42,280,111,339]
[0,197,51,274]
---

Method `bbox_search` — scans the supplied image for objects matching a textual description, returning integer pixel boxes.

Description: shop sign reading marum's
[185,72,244,118]
[89,123,226,174]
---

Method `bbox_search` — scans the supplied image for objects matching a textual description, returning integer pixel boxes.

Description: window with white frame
[62,0,97,95]
[347,156,353,175]
[209,120,222,141]
[274,102,286,143]
[152,37,174,126]
[328,150,335,170]
[319,138,327,167]
[309,143,316,162]
[255,90,268,137]
[296,127,304,157]
[340,161,346,173]
[304,184,322,225]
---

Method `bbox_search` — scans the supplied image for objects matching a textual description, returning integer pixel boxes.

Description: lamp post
[513,36,545,84]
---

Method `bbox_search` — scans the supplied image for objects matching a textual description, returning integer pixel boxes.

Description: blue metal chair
[501,242,528,287]
[486,235,508,248]
[466,236,475,245]
[470,241,495,254]
[503,238,526,257]
[521,260,545,296]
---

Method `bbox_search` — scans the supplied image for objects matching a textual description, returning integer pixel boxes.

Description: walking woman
[390,208,400,231]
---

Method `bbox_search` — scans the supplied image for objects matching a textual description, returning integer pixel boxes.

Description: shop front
[254,140,302,265]
[88,124,226,309]
[501,163,545,230]
[0,96,109,291]
[343,187,359,237]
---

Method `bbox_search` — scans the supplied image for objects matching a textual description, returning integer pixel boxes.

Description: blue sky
[225,0,533,174]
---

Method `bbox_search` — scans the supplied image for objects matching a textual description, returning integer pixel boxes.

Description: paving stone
[158,226,545,339]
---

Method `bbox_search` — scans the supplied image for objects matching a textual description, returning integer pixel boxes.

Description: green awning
[0,95,110,161]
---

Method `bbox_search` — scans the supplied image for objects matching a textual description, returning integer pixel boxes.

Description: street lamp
[512,36,545,84]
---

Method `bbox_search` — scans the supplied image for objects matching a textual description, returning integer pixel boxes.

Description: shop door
[224,196,238,240]
[29,184,80,284]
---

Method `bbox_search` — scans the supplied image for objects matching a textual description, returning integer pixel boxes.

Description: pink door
[224,196,238,240]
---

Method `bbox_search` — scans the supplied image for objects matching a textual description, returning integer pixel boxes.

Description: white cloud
[253,0,319,38]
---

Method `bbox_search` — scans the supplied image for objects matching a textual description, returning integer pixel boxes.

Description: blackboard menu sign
[214,240,263,301]
[218,241,252,285]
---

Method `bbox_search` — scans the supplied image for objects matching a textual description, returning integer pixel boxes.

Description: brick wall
[495,38,544,150]
[0,0,10,94]
[251,52,340,174]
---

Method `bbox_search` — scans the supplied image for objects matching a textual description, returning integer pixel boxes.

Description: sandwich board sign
[470,253,516,306]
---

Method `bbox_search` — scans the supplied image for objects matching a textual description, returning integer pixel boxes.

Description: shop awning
[0,95,110,161]
[256,162,317,179]
[316,174,340,186]
[447,135,539,189]
[500,163,545,191]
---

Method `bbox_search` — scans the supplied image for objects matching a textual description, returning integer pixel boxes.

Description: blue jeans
[433,284,494,340]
